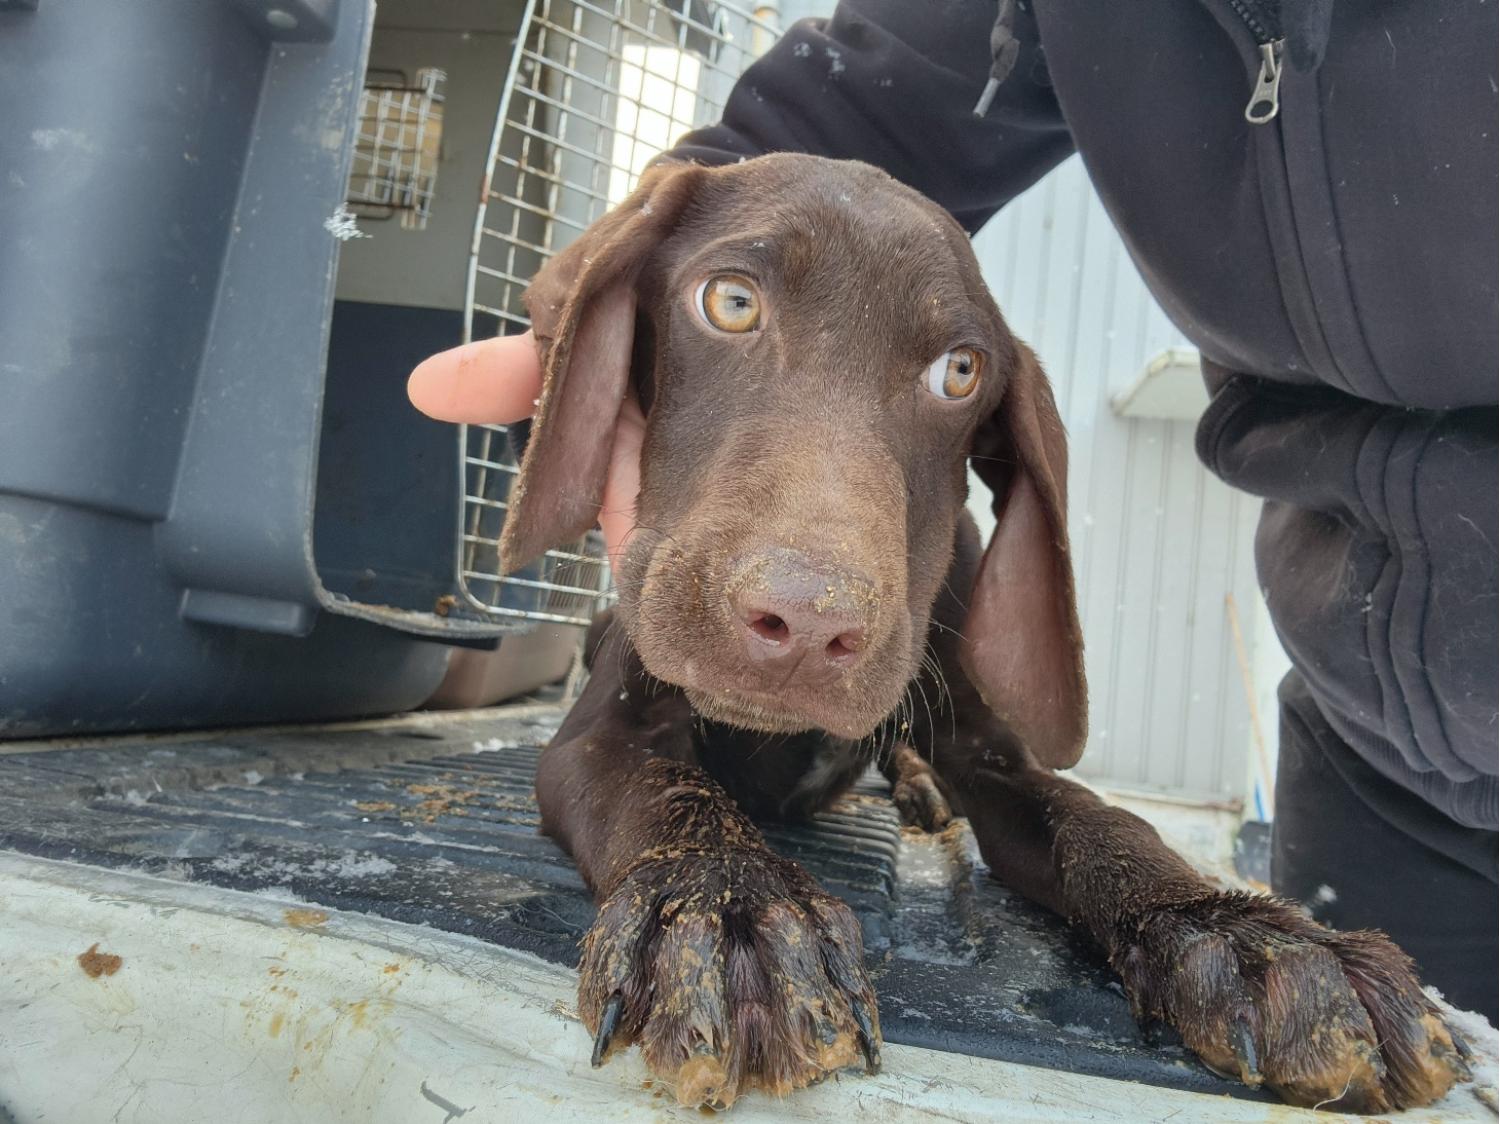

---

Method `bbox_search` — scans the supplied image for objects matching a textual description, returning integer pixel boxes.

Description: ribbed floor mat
[0,707,1251,1099]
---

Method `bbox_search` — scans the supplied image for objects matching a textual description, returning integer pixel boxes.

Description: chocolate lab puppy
[499,155,1469,1112]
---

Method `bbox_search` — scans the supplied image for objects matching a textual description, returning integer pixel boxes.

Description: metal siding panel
[1143,424,1205,789]
[1108,420,1168,787]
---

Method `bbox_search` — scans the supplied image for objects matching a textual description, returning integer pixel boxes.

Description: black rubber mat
[0,708,1256,1099]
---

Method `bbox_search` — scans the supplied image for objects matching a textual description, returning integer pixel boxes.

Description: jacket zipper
[1217,0,1378,400]
[1225,0,1286,123]
[1244,40,1284,123]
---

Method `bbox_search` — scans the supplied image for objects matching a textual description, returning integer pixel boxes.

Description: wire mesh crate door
[348,68,445,230]
[458,0,780,627]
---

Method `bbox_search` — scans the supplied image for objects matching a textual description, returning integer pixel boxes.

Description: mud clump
[674,1053,731,1108]
[404,783,480,822]
[77,943,123,978]
[283,908,330,928]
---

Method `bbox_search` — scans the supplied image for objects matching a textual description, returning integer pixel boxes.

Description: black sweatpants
[1273,671,1499,1023]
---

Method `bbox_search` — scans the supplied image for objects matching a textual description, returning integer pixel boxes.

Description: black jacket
[668,1,1498,827]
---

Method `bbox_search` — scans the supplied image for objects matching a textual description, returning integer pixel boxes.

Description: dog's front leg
[923,701,1470,1111]
[537,624,879,1108]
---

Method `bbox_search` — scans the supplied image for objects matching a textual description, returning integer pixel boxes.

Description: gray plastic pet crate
[0,0,500,738]
[0,0,774,738]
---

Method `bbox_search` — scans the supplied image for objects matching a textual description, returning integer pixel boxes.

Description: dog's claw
[1231,1015,1261,1084]
[592,992,625,1068]
[1435,1026,1474,1083]
[851,997,880,1074]
[1451,1026,1474,1062]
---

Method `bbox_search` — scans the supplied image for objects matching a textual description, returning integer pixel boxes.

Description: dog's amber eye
[695,275,761,333]
[925,348,983,399]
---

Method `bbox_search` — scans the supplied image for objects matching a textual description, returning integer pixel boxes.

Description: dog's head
[502,155,1085,767]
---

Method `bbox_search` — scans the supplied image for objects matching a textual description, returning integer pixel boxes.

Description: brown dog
[500,155,1468,1112]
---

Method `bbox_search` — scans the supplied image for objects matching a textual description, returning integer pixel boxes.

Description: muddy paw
[892,772,953,832]
[886,744,953,832]
[1116,892,1471,1111]
[579,849,880,1108]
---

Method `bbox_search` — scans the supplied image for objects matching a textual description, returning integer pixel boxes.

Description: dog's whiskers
[910,671,937,749]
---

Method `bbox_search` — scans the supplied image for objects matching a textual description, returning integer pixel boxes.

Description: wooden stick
[1225,592,1275,820]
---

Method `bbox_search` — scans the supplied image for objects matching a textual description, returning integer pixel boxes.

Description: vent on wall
[1111,348,1211,421]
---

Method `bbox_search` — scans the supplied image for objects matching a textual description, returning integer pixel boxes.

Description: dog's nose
[727,549,876,675]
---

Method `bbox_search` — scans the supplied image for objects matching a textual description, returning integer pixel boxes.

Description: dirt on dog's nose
[727,549,878,680]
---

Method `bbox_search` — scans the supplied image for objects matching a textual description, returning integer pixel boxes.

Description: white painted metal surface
[2,854,1490,1123]
[970,156,1290,805]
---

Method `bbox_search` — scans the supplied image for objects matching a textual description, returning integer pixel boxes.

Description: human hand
[407,331,645,571]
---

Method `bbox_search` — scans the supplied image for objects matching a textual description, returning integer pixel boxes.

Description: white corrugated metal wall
[968,155,1287,807]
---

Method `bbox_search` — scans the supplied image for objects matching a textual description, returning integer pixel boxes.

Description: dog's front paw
[1115,892,1471,1111]
[579,849,880,1108]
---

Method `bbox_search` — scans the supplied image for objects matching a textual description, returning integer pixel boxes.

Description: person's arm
[666,0,1075,233]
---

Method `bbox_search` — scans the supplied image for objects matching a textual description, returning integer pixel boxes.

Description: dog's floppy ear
[499,161,704,573]
[964,340,1087,768]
